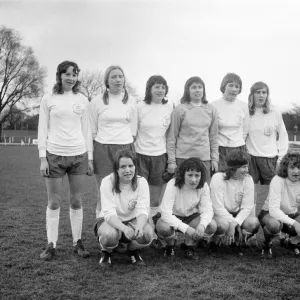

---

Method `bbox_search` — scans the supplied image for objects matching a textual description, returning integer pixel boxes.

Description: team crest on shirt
[126,109,132,122]
[162,116,171,128]
[235,113,243,125]
[264,125,272,136]
[235,192,243,204]
[128,199,137,210]
[73,103,84,115]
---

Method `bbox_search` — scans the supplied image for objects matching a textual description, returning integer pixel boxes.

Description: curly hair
[220,73,242,94]
[224,150,249,180]
[277,152,300,178]
[248,81,270,115]
[174,157,206,189]
[180,76,208,104]
[144,75,168,105]
[53,61,81,94]
[103,65,128,105]
[112,149,138,193]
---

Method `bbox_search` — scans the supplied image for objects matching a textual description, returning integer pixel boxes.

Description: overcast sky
[1,0,299,111]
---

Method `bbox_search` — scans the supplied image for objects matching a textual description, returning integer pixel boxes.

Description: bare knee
[265,219,281,235]
[242,217,260,233]
[156,219,174,237]
[205,219,217,235]
[70,193,82,209]
[214,217,229,235]
[99,225,120,246]
[48,193,61,210]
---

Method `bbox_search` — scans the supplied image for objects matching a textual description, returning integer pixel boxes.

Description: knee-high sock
[46,207,60,248]
[70,208,83,246]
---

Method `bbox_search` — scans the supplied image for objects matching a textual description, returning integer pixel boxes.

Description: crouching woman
[210,150,260,254]
[155,158,217,260]
[94,150,155,268]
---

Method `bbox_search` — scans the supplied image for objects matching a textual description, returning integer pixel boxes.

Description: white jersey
[135,102,173,156]
[246,107,288,160]
[262,175,300,226]
[38,91,93,159]
[210,172,254,225]
[89,92,137,144]
[160,179,214,233]
[211,97,249,147]
[100,174,150,222]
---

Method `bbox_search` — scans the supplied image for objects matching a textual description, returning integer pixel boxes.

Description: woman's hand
[225,221,238,245]
[123,225,136,240]
[167,162,177,174]
[211,160,218,172]
[40,157,49,177]
[87,160,94,176]
[185,226,196,238]
[193,224,205,240]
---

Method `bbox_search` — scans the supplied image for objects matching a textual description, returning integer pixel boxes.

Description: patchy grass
[1,146,300,300]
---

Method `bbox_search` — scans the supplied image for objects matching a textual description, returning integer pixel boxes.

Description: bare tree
[79,70,105,101]
[0,26,46,139]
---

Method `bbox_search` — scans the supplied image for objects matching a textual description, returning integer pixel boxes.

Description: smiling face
[232,164,249,180]
[108,68,125,95]
[253,88,268,108]
[61,66,78,92]
[287,165,300,182]
[223,82,240,101]
[184,170,201,189]
[151,83,166,103]
[117,157,135,184]
[189,82,204,103]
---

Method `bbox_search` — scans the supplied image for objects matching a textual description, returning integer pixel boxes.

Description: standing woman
[211,73,249,171]
[167,76,218,183]
[246,82,288,213]
[89,66,137,217]
[38,61,93,260]
[135,75,173,217]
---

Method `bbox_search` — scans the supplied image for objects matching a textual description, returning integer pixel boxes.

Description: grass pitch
[1,146,300,300]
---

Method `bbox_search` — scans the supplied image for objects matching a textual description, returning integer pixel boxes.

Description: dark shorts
[93,217,136,243]
[136,153,167,186]
[152,212,200,230]
[258,210,300,236]
[218,145,247,172]
[176,158,211,182]
[93,141,135,178]
[248,155,277,185]
[46,151,88,178]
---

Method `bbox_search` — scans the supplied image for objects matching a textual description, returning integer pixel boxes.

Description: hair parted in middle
[277,152,300,178]
[112,149,138,193]
[144,75,169,105]
[248,81,270,115]
[220,73,242,94]
[102,65,129,105]
[53,60,81,95]
[174,157,206,189]
[180,76,208,104]
[224,150,249,180]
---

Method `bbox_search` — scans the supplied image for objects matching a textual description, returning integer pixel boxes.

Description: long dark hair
[180,76,208,104]
[112,149,138,193]
[102,65,128,105]
[144,75,168,105]
[53,61,81,94]
[174,157,206,189]
[278,152,300,178]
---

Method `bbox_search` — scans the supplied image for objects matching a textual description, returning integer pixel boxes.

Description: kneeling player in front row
[94,150,155,268]
[259,152,300,258]
[210,150,260,255]
[155,158,217,260]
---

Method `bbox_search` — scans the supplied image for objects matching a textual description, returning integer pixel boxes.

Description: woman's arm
[209,106,219,171]
[88,96,100,140]
[242,104,250,141]
[276,110,289,161]
[198,183,214,228]
[81,98,93,161]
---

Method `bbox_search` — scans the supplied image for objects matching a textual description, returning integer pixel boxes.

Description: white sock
[46,207,60,248]
[70,207,83,246]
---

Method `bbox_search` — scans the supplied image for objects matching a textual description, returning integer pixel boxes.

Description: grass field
[1,147,300,300]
